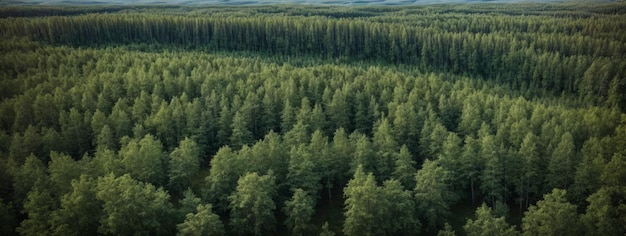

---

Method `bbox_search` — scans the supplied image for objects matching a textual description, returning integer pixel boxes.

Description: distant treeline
[1,4,625,111]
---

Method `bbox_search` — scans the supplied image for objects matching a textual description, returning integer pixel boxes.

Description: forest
[0,2,625,236]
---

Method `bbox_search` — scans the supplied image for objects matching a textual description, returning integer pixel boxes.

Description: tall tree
[460,135,482,205]
[228,172,276,236]
[517,132,543,210]
[50,175,101,236]
[120,134,168,186]
[177,204,225,236]
[480,134,506,206]
[16,189,56,236]
[381,179,420,235]
[229,111,254,148]
[372,118,398,181]
[343,165,382,236]
[393,145,417,189]
[463,203,519,236]
[168,138,200,194]
[522,189,580,236]
[286,145,321,198]
[581,187,626,236]
[546,132,576,191]
[96,174,176,236]
[283,188,315,235]
[414,159,456,234]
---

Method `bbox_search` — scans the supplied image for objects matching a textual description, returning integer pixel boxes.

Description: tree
[230,111,253,148]
[48,152,83,196]
[480,134,507,206]
[393,145,417,189]
[381,179,420,235]
[414,159,456,234]
[331,127,353,187]
[522,189,580,236]
[228,172,276,236]
[50,175,101,236]
[204,146,243,213]
[16,188,56,236]
[343,165,381,236]
[12,155,50,206]
[309,130,335,201]
[546,132,576,191]
[286,145,321,198]
[460,135,482,205]
[517,132,543,210]
[570,137,606,206]
[59,108,91,158]
[372,118,398,181]
[320,222,335,236]
[178,189,202,222]
[283,188,315,235]
[463,203,519,236]
[581,187,626,236]
[95,125,115,150]
[350,133,374,176]
[177,204,225,236]
[96,174,176,236]
[437,223,456,236]
[120,134,168,186]
[169,138,200,194]
[328,88,351,131]
[438,132,463,194]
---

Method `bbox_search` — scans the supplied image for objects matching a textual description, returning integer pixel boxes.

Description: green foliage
[582,187,626,236]
[1,3,626,235]
[464,203,518,236]
[342,166,381,236]
[50,175,101,236]
[283,188,316,235]
[393,145,417,189]
[414,159,456,234]
[16,189,56,236]
[320,222,335,236]
[96,174,176,236]
[522,189,580,236]
[169,138,201,194]
[177,204,225,236]
[228,172,277,236]
[119,134,168,186]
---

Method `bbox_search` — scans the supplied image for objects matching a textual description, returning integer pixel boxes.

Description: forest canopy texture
[0,3,625,236]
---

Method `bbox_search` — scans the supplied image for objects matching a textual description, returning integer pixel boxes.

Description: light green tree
[522,189,579,236]
[177,204,225,236]
[228,172,276,236]
[393,145,417,189]
[464,203,518,236]
[343,165,381,236]
[120,134,167,186]
[283,188,315,235]
[50,175,101,236]
[582,187,626,236]
[415,159,456,234]
[96,174,175,236]
[169,138,200,194]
